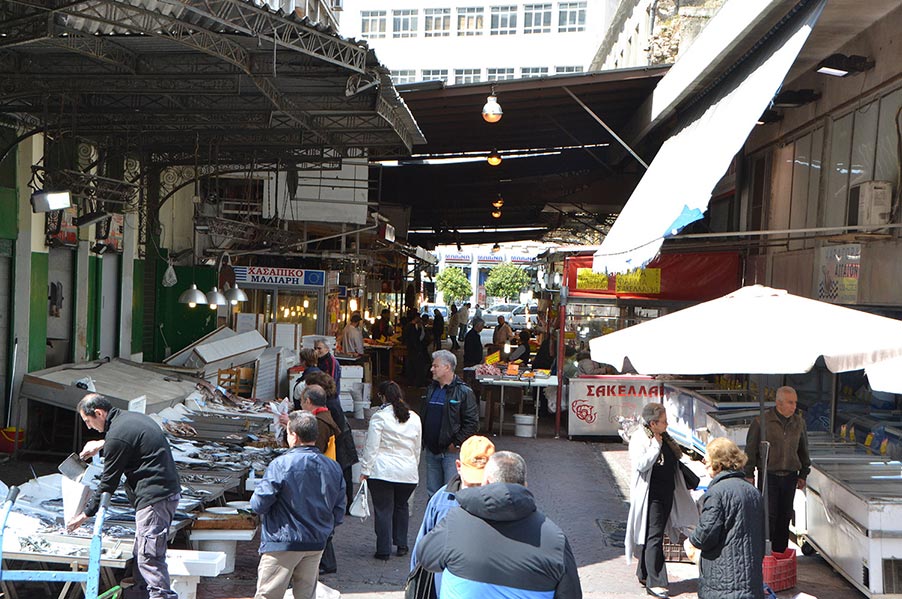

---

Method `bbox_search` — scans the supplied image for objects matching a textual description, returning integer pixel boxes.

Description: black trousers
[320,534,336,571]
[767,472,798,553]
[637,490,673,589]
[368,478,416,556]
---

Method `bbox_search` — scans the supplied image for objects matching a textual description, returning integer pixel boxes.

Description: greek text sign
[234,266,325,288]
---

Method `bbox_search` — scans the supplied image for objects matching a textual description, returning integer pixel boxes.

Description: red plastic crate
[762,548,797,591]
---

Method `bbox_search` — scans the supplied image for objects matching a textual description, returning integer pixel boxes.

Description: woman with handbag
[626,403,699,599]
[360,380,422,560]
[685,438,765,599]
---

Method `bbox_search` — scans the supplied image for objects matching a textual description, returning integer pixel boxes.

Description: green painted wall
[132,259,144,356]
[28,252,48,372]
[87,255,100,360]
[0,188,15,240]
[152,261,217,362]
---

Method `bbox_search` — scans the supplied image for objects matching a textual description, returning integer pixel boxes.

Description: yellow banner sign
[615,268,661,294]
[575,268,609,290]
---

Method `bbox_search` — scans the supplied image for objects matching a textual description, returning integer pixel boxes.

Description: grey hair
[288,410,319,443]
[76,393,112,416]
[312,337,328,348]
[776,386,797,402]
[641,403,666,425]
[485,451,527,485]
[302,384,327,407]
[432,349,457,371]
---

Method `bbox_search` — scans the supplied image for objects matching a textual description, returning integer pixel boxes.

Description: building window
[425,8,451,37]
[454,68,482,85]
[422,69,449,83]
[392,9,418,38]
[490,6,518,35]
[558,1,586,32]
[361,11,386,39]
[392,70,417,85]
[523,4,552,34]
[521,66,549,78]
[487,67,516,81]
[555,65,583,74]
[457,7,484,36]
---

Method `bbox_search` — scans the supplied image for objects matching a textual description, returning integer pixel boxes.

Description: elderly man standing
[69,393,181,599]
[416,451,582,599]
[463,318,486,367]
[744,385,811,554]
[252,410,346,599]
[422,350,479,497]
[493,315,515,347]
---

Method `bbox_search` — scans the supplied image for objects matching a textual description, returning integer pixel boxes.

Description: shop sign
[817,244,859,304]
[444,253,472,263]
[477,254,503,263]
[234,266,326,288]
[576,268,609,290]
[568,377,663,436]
[510,255,535,264]
[615,268,661,294]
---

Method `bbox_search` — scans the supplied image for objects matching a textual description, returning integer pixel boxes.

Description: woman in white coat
[360,379,422,560]
[626,403,699,599]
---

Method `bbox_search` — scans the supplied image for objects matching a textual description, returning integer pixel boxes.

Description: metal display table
[477,376,558,437]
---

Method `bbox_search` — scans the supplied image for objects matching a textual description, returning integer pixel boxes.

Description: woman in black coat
[687,438,765,599]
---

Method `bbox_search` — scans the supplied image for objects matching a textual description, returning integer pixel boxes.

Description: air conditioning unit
[848,181,893,227]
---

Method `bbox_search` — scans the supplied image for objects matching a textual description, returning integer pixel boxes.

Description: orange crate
[762,548,797,591]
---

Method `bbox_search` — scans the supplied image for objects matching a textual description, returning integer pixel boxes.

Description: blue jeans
[424,449,459,497]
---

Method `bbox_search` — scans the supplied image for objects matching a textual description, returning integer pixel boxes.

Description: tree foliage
[485,262,531,302]
[436,267,472,303]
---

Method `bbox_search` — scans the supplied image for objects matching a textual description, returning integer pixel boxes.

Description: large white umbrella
[589,285,902,391]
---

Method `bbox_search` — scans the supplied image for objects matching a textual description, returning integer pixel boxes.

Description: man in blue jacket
[251,410,346,599]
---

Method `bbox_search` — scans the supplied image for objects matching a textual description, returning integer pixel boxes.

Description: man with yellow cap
[410,436,496,597]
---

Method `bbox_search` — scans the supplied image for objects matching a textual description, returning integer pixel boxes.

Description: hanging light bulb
[487,149,502,166]
[491,242,501,253]
[482,89,503,123]
[504,341,511,354]
[349,298,359,312]
[206,286,226,310]
[303,298,309,308]
[179,283,207,308]
[224,283,248,306]
[491,208,502,219]
[364,310,370,320]
[492,194,504,209]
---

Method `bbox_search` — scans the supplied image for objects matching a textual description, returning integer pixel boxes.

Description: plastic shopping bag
[349,479,370,519]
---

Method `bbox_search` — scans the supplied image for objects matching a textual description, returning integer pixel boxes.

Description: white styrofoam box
[185,330,268,370]
[342,365,364,379]
[170,575,199,599]
[340,397,353,412]
[362,382,371,405]
[166,549,227,577]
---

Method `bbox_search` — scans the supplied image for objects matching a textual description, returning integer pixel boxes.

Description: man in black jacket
[463,318,486,367]
[416,451,582,599]
[423,350,479,497]
[69,393,181,599]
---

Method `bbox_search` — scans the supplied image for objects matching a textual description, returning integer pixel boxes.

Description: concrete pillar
[118,211,137,359]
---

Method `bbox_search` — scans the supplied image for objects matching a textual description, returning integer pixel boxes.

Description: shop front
[232,266,327,340]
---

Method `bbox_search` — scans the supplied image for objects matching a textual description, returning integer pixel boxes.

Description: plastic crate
[663,534,692,563]
[762,548,797,591]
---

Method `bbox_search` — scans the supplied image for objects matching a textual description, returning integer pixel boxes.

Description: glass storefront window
[275,291,319,336]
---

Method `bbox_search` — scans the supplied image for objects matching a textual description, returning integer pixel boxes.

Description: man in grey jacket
[252,410,346,599]
[744,385,810,553]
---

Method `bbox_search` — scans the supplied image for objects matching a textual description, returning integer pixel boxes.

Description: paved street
[198,426,861,599]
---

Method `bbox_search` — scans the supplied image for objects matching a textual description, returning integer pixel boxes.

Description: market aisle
[197,434,860,599]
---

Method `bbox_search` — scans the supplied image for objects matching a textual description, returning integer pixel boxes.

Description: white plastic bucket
[353,400,368,419]
[513,414,536,438]
[194,540,237,574]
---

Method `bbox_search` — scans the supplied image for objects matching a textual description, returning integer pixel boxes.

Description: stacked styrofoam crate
[341,364,365,413]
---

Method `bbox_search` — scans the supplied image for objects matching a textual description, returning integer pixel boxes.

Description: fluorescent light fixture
[30,190,72,213]
[816,54,874,77]
[772,89,820,108]
[73,210,111,227]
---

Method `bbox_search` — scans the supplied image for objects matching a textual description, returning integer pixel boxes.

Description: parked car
[481,303,521,327]
[421,304,449,318]
[509,304,539,330]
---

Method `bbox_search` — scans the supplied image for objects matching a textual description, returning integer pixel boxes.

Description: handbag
[404,564,436,599]
[679,461,701,490]
[349,479,370,518]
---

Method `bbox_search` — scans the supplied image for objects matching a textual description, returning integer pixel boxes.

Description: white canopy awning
[589,285,902,394]
[593,0,826,274]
